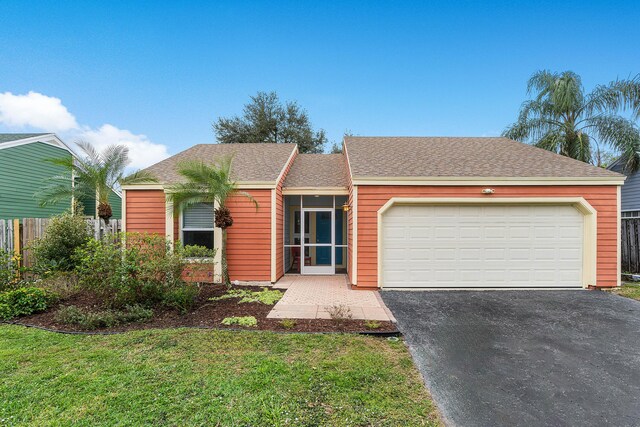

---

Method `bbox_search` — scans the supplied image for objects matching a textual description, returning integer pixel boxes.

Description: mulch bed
[15,284,398,334]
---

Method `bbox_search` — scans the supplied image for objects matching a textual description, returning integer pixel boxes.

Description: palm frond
[527,70,557,98]
[120,170,157,185]
[533,131,563,153]
[36,175,91,207]
[503,117,558,143]
[583,114,640,172]
[75,140,101,164]
[587,75,640,119]
[234,190,259,211]
[102,145,130,183]
[563,132,591,163]
[37,139,139,211]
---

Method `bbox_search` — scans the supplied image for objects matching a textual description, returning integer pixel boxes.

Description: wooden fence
[621,217,640,274]
[0,218,121,268]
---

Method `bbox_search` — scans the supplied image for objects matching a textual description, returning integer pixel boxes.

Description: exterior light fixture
[482,188,495,195]
[342,202,350,212]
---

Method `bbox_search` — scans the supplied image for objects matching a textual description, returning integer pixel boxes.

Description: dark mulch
[17,284,397,334]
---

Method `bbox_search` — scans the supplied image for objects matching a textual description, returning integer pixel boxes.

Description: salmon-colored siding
[355,185,619,289]
[275,151,297,281]
[125,190,166,234]
[226,190,272,282]
[347,184,355,285]
[126,188,273,282]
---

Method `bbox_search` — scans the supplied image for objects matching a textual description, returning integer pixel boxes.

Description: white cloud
[78,124,170,170]
[0,91,78,131]
[0,91,170,170]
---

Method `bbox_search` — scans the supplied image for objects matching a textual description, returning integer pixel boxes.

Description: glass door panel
[301,208,334,274]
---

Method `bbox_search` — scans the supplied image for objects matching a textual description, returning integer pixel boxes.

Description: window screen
[183,203,214,229]
[182,203,214,250]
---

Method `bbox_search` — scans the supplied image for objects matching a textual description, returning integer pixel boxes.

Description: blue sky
[1,0,639,168]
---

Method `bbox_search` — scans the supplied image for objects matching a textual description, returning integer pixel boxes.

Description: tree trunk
[221,227,230,286]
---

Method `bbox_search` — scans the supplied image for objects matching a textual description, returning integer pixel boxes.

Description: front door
[301,208,334,274]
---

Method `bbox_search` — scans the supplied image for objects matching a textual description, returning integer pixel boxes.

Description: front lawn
[612,283,640,301]
[0,326,439,426]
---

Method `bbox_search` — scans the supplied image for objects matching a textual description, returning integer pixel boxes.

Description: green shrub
[279,319,296,329]
[0,250,21,291]
[364,320,381,330]
[181,244,217,259]
[210,287,283,305]
[74,232,190,308]
[32,271,81,299]
[162,283,199,314]
[55,304,153,329]
[30,213,92,273]
[221,316,257,327]
[0,287,57,320]
[325,304,353,323]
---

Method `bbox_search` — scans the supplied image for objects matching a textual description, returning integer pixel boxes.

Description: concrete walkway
[267,275,394,321]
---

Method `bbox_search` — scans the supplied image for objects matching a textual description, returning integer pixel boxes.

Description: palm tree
[38,141,156,224]
[166,156,258,286]
[504,71,640,172]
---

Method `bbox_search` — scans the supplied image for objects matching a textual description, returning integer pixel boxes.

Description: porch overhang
[282,187,349,195]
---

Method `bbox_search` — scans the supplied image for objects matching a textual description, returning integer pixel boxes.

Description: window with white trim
[181,203,214,249]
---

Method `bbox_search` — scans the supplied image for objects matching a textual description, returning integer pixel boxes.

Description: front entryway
[302,208,334,274]
[284,195,348,276]
[268,275,393,321]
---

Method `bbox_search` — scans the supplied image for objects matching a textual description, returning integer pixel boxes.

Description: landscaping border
[2,320,401,337]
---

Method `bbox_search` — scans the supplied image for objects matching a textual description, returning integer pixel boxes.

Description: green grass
[0,326,439,426]
[613,283,640,301]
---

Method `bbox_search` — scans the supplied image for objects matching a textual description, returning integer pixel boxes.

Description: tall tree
[37,142,155,223]
[213,91,327,153]
[503,71,640,171]
[166,156,257,286]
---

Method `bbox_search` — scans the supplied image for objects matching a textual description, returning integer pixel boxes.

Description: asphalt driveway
[381,290,640,427]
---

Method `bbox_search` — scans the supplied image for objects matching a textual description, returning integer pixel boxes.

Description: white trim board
[352,176,625,186]
[282,187,349,195]
[0,134,76,155]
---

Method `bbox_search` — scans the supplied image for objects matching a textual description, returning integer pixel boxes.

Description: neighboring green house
[0,133,122,220]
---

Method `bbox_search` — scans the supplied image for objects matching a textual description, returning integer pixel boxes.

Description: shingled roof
[344,136,624,179]
[0,133,50,144]
[283,154,350,188]
[141,143,296,184]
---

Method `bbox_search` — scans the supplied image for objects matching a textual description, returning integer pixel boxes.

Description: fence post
[13,219,20,258]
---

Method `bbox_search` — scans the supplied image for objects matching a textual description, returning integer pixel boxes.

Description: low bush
[210,287,283,305]
[364,320,381,330]
[162,283,199,313]
[279,319,296,329]
[221,316,258,327]
[0,250,20,291]
[325,304,353,323]
[32,271,81,299]
[182,245,217,259]
[55,304,153,329]
[30,213,92,273]
[74,232,192,308]
[0,287,57,320]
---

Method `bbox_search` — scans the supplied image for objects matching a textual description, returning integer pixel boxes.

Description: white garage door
[381,204,583,288]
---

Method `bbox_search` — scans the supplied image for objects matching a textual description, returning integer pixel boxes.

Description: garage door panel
[381,204,583,288]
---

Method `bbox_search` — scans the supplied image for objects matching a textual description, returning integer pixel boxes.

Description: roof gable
[141,143,297,185]
[283,154,349,188]
[0,133,75,155]
[0,133,50,144]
